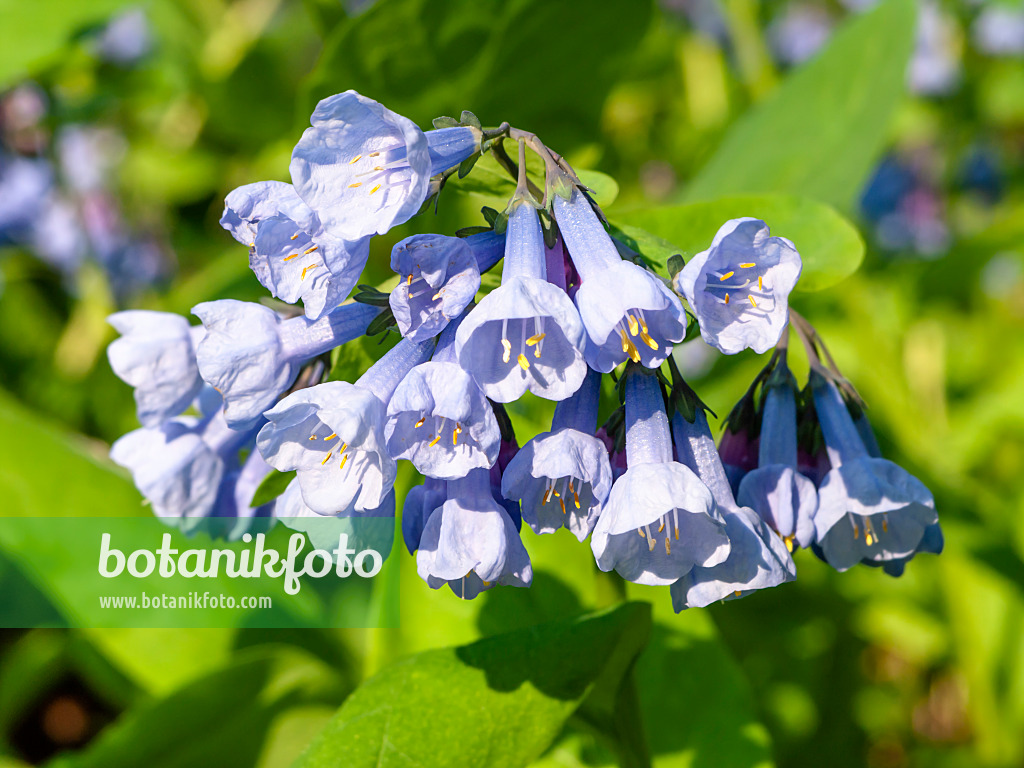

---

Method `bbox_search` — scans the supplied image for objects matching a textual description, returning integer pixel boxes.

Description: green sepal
[666,253,686,280]
[366,307,397,336]
[351,284,391,308]
[432,115,460,129]
[455,225,492,238]
[459,110,482,130]
[458,153,480,179]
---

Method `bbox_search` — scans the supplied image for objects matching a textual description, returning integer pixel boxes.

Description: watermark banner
[0,516,397,629]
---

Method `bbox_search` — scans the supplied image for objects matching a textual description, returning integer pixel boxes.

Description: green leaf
[251,470,297,508]
[683,0,917,210]
[614,194,865,292]
[577,170,620,209]
[0,0,137,88]
[294,603,652,768]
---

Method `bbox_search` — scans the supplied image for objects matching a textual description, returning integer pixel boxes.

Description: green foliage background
[2,0,1024,766]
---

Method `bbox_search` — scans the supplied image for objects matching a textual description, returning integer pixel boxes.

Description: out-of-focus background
[1,0,1023,766]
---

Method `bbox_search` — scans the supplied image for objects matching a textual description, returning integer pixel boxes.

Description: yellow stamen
[572,490,581,509]
[865,532,875,546]
[348,182,362,188]
[748,295,757,308]
[304,245,318,254]
[734,590,742,597]
[739,262,756,268]
[414,417,426,428]
[517,353,530,371]
[453,424,461,445]
[758,276,763,291]
[428,434,441,447]
[321,452,333,465]
[339,453,349,470]
[638,315,649,335]
[724,293,730,305]
[658,520,665,533]
[432,291,444,300]
[369,152,380,158]
[619,330,641,363]
[665,537,671,555]
[853,521,860,540]
[290,233,299,240]
[525,333,546,346]
[283,252,300,261]
[559,497,566,514]
[783,534,795,553]
[501,338,511,364]
[369,184,382,194]
[640,332,659,351]
[301,264,317,280]
[674,526,679,541]
[542,488,552,505]
[373,165,384,171]
[638,528,646,538]
[407,273,413,285]
[324,433,337,441]
[719,271,734,281]
[308,435,317,440]
[627,314,639,336]
[553,489,561,498]
[482,580,491,587]
[349,154,362,164]
[882,515,888,533]
[340,443,348,453]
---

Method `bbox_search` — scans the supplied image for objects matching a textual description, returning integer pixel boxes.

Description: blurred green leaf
[303,0,653,150]
[578,170,620,209]
[683,0,917,210]
[252,470,297,508]
[0,0,134,88]
[294,603,652,768]
[615,194,864,292]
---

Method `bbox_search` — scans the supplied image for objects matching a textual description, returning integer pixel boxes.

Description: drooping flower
[553,186,687,372]
[670,409,796,610]
[193,299,380,429]
[718,424,759,497]
[674,218,801,355]
[810,371,939,572]
[455,202,587,402]
[388,230,504,342]
[736,363,818,551]
[276,478,396,554]
[256,338,433,515]
[289,91,481,241]
[221,180,371,320]
[502,368,612,541]
[110,410,257,529]
[107,310,206,427]
[385,313,500,479]
[590,369,730,585]
[402,476,447,554]
[416,468,532,600]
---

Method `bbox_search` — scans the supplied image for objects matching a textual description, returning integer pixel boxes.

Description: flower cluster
[107,90,941,610]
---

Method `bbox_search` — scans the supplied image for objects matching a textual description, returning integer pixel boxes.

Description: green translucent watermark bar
[0,516,397,628]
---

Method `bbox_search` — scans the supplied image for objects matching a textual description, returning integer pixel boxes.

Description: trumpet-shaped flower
[389,231,504,342]
[193,299,379,429]
[591,370,730,585]
[289,91,480,241]
[107,310,205,427]
[385,314,500,478]
[810,371,939,572]
[221,180,371,320]
[674,218,801,355]
[455,203,587,402]
[553,187,687,372]
[416,468,532,600]
[736,365,818,550]
[256,338,433,514]
[502,369,612,541]
[670,409,796,610]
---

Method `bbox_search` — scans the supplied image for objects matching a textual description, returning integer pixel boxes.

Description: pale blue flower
[256,338,433,514]
[389,230,504,342]
[591,370,730,585]
[670,409,797,610]
[502,369,612,541]
[675,218,801,355]
[289,91,480,241]
[811,371,939,572]
[553,187,687,372]
[455,203,587,402]
[402,476,447,554]
[416,468,532,600]
[736,364,818,550]
[193,299,379,429]
[276,478,396,553]
[385,314,499,479]
[221,180,371,320]
[107,310,205,427]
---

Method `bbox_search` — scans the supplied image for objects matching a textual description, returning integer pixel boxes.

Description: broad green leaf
[0,0,135,88]
[294,603,652,768]
[303,0,652,151]
[577,170,620,209]
[614,195,865,292]
[252,470,298,508]
[683,0,917,210]
[46,649,348,768]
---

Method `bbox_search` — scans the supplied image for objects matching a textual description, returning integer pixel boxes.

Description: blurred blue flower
[289,91,480,241]
[107,310,205,427]
[388,231,504,342]
[810,371,939,572]
[456,203,587,402]
[736,364,818,550]
[193,299,379,429]
[385,314,499,479]
[554,187,686,371]
[95,8,152,64]
[502,369,612,541]
[675,218,801,355]
[416,468,532,600]
[670,409,796,610]
[256,338,433,514]
[591,369,730,585]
